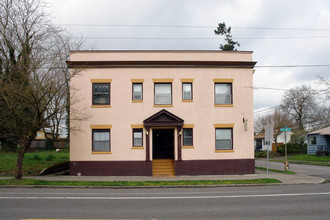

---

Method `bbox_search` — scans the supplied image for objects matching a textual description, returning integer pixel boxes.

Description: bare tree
[255,109,292,147]
[0,0,83,180]
[280,85,317,130]
[317,76,330,101]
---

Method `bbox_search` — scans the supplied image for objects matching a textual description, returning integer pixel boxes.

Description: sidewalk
[0,169,325,187]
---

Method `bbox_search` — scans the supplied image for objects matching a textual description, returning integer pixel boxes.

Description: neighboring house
[35,129,53,140]
[254,131,293,152]
[307,126,330,155]
[32,127,68,149]
[67,50,256,176]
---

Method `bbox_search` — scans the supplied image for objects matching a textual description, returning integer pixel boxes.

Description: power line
[254,106,280,114]
[253,86,288,91]
[253,86,328,93]
[55,23,330,31]
[255,64,330,68]
[76,36,330,40]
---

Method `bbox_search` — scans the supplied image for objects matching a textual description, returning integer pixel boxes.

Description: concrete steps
[152,159,175,177]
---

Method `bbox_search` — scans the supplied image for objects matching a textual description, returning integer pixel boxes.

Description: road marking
[2,192,330,200]
[22,219,142,220]
[1,190,257,196]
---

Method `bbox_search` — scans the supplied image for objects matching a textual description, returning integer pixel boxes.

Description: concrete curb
[0,179,326,189]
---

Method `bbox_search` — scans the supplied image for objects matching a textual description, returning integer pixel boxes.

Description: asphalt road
[255,159,330,181]
[1,183,330,220]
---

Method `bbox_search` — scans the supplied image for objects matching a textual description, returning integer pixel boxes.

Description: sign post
[265,124,274,177]
[280,126,291,171]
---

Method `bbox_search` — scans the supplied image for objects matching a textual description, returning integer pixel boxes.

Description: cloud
[48,0,330,113]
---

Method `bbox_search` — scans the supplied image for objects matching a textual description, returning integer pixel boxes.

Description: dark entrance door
[153,129,174,159]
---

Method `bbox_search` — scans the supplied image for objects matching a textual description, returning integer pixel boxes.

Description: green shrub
[316,151,330,157]
[0,138,18,152]
[277,143,306,155]
[255,151,281,158]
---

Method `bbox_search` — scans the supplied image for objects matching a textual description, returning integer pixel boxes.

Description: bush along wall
[316,151,330,156]
[277,143,307,155]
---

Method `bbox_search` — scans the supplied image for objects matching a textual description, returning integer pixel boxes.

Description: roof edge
[69,50,254,54]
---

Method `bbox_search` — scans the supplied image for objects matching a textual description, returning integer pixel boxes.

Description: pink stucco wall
[69,51,255,162]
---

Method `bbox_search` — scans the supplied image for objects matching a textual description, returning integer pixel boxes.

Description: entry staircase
[152,159,175,177]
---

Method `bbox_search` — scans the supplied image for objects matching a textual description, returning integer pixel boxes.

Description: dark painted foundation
[70,159,255,176]
[175,159,255,175]
[70,161,153,176]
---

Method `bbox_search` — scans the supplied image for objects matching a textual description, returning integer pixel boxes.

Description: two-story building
[67,50,256,176]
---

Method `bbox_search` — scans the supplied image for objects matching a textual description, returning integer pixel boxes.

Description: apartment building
[67,50,256,176]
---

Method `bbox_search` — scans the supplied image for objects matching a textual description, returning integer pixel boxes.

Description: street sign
[280,128,291,131]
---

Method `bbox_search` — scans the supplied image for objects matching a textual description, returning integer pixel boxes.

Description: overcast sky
[47,0,330,115]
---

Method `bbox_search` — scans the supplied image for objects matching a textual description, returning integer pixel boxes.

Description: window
[182,83,192,100]
[215,128,232,150]
[133,129,143,147]
[308,136,316,145]
[92,129,110,152]
[92,83,110,105]
[132,83,143,101]
[154,83,172,105]
[183,128,193,146]
[215,83,232,105]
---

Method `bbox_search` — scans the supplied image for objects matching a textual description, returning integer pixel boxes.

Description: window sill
[182,146,194,149]
[91,105,111,108]
[214,150,234,153]
[132,100,143,103]
[153,105,173,107]
[214,104,233,107]
[182,100,193,103]
[91,151,112,154]
[131,147,144,149]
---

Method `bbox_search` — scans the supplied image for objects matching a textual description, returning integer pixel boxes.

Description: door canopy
[144,109,184,128]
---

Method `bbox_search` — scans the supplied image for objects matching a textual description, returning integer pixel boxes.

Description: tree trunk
[15,136,34,180]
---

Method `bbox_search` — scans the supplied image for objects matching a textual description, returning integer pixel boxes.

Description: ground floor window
[92,129,111,152]
[133,129,143,147]
[183,128,193,146]
[215,128,233,150]
[308,136,316,145]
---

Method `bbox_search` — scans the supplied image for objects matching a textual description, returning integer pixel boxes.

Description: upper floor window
[154,83,172,105]
[182,83,193,100]
[92,83,110,105]
[215,83,232,105]
[132,83,143,101]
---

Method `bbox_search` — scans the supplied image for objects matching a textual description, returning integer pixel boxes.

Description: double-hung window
[154,83,172,105]
[215,83,232,105]
[214,79,233,106]
[92,129,111,152]
[92,83,110,105]
[133,129,143,147]
[215,128,233,150]
[132,83,143,101]
[183,128,193,146]
[182,83,192,100]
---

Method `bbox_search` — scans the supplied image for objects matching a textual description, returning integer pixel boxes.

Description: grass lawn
[0,178,281,186]
[255,166,296,175]
[0,150,69,176]
[271,154,330,166]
